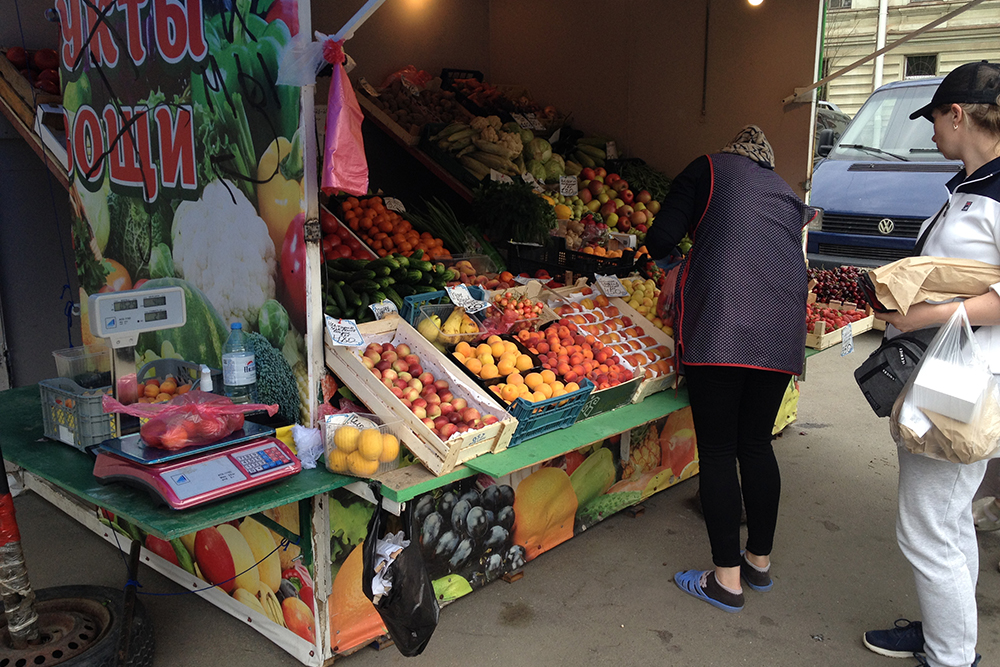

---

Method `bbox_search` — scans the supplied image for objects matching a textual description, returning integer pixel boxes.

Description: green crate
[39,377,117,451]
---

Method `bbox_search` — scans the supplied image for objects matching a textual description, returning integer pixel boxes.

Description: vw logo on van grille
[878,218,895,235]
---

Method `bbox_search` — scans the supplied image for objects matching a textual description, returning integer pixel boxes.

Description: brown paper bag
[894,393,1000,464]
[868,257,1000,315]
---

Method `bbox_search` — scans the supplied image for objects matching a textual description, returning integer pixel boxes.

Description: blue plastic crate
[504,378,595,447]
[400,286,487,327]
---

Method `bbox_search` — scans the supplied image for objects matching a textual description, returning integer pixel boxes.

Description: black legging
[684,364,791,569]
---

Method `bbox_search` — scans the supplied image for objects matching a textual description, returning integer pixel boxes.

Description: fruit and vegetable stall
[0,1,827,666]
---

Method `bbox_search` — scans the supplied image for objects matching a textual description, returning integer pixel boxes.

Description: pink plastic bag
[322,60,368,196]
[103,391,278,450]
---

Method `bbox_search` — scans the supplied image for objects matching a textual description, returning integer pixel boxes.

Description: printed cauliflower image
[171,180,277,328]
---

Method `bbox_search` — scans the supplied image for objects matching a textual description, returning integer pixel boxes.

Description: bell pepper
[258,130,304,253]
[282,562,315,612]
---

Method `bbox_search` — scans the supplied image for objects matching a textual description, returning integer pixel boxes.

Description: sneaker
[740,552,773,591]
[973,497,1000,532]
[913,652,981,666]
[863,619,923,658]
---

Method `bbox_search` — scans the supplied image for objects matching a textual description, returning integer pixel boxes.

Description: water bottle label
[223,353,256,386]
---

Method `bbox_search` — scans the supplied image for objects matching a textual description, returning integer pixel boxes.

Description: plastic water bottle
[222,323,257,403]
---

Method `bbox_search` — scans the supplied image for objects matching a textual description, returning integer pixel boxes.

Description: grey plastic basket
[39,377,117,451]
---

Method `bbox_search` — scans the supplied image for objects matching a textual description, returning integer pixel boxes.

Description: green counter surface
[0,385,353,540]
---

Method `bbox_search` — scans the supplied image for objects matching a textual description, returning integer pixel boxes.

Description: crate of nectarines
[449,335,595,447]
[324,314,518,475]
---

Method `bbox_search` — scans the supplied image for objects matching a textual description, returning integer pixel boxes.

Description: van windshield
[829,82,945,162]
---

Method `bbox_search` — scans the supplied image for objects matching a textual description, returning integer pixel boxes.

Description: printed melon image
[660,407,697,475]
[328,543,385,653]
[512,467,578,561]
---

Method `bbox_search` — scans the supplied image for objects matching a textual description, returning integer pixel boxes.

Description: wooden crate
[806,301,874,350]
[0,49,61,108]
[356,91,421,146]
[324,315,517,476]
[609,297,677,402]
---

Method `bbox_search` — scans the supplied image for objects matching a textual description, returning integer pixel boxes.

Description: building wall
[824,0,1000,115]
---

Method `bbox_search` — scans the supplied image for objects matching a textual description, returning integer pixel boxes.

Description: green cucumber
[341,283,362,307]
[348,269,377,282]
[383,286,403,309]
[330,282,347,313]
[352,279,380,294]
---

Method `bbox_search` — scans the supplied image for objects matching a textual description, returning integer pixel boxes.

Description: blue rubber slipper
[674,569,744,613]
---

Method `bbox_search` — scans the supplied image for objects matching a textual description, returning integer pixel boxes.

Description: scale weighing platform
[93,422,301,510]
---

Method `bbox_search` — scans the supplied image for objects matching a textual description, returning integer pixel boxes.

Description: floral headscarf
[720,125,775,169]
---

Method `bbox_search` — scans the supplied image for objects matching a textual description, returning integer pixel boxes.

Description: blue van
[807,78,962,268]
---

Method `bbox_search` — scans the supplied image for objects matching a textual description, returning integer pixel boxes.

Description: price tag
[595,274,629,298]
[619,429,632,464]
[446,285,490,313]
[606,141,619,160]
[609,232,637,249]
[841,322,854,357]
[402,79,420,97]
[514,275,551,285]
[490,169,513,184]
[511,113,532,130]
[324,315,364,347]
[521,172,544,193]
[524,113,546,131]
[369,299,398,320]
[559,176,579,197]
[384,197,406,213]
[359,78,380,98]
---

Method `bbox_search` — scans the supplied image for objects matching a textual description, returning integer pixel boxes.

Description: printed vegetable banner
[98,502,317,643]
[324,409,700,656]
[60,0,310,424]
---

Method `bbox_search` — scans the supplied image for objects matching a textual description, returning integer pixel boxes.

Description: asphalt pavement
[10,329,1000,666]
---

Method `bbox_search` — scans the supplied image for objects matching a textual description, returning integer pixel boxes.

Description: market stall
[0,1,825,665]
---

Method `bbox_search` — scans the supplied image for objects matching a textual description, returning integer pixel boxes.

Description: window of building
[828,0,851,9]
[818,58,832,101]
[905,55,937,78]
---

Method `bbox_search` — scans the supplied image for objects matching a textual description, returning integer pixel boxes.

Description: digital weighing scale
[88,288,301,510]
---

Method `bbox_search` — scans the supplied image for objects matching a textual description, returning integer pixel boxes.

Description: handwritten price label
[521,172,544,193]
[446,285,489,313]
[490,169,513,184]
[325,315,365,347]
[841,322,855,357]
[524,113,546,131]
[559,176,579,197]
[606,141,619,160]
[369,299,398,320]
[359,78,380,98]
[383,197,405,213]
[514,275,551,285]
[595,274,629,298]
[511,113,532,130]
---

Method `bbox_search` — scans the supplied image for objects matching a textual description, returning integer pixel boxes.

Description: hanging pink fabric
[322,39,368,196]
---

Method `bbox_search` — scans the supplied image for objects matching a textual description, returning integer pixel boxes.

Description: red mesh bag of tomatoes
[102,391,279,450]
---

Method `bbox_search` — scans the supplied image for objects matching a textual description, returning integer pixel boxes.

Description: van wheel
[0,585,154,667]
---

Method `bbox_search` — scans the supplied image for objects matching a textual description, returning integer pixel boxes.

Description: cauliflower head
[470,116,489,131]
[498,131,523,159]
[171,180,277,328]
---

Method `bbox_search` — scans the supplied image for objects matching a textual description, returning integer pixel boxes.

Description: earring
[953,124,959,130]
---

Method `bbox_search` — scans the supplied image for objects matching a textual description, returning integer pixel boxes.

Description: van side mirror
[817,129,836,157]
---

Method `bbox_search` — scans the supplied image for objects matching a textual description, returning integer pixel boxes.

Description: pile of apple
[577,168,661,242]
[553,292,674,380]
[480,290,547,334]
[360,342,499,440]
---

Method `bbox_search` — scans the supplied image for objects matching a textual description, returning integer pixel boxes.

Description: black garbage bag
[362,481,440,656]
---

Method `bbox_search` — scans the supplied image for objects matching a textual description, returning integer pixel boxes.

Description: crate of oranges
[338,195,453,260]
[322,413,402,478]
[451,335,596,447]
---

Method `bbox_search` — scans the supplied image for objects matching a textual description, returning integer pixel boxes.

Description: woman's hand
[875,301,960,332]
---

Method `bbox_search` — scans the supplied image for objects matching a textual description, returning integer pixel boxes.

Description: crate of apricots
[338,195,453,260]
[451,335,596,447]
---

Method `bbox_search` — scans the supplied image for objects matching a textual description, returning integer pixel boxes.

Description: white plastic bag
[891,303,1000,463]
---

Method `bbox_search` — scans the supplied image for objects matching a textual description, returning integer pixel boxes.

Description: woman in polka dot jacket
[645,125,809,614]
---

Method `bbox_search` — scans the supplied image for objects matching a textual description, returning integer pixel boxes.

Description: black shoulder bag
[853,201,964,417]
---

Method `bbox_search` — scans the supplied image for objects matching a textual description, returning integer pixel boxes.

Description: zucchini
[330,282,347,313]
[341,283,362,307]
[348,269,377,283]
[383,286,404,309]
[351,279,380,294]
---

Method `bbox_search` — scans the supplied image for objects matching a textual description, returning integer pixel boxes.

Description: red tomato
[335,244,352,258]
[325,233,341,247]
[335,225,351,241]
[320,211,338,235]
[280,213,307,331]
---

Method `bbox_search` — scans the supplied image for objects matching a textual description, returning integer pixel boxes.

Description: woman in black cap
[644,125,808,614]
[863,61,1000,667]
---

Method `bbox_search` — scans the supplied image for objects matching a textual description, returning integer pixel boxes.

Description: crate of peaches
[451,335,595,447]
[511,320,642,422]
[324,314,517,475]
